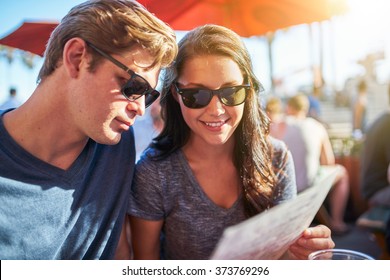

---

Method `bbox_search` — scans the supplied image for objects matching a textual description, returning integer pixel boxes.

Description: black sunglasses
[174,84,250,109]
[86,41,159,108]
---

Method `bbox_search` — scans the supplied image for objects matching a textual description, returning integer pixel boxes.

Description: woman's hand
[286,224,335,260]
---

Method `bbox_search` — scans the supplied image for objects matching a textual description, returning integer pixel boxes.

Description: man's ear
[62,38,89,78]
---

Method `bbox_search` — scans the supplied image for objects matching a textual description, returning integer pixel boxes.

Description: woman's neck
[182,134,235,164]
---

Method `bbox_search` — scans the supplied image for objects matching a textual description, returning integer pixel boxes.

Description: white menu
[210,166,340,260]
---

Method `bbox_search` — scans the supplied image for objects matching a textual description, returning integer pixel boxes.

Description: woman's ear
[62,38,89,78]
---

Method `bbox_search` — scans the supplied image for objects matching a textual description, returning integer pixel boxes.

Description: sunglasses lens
[122,75,149,99]
[144,90,160,108]
[121,75,160,108]
[181,89,212,109]
[220,87,247,106]
[178,85,248,109]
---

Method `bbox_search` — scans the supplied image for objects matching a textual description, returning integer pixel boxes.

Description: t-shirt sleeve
[270,137,297,204]
[128,155,166,220]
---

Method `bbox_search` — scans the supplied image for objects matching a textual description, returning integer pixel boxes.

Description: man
[0,0,177,259]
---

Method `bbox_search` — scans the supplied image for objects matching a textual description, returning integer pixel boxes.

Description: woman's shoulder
[268,136,291,168]
[269,136,288,154]
[136,147,180,169]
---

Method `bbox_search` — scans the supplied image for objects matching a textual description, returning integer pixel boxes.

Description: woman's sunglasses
[86,41,159,108]
[174,84,250,109]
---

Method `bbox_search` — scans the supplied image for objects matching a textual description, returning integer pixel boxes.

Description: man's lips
[116,117,132,129]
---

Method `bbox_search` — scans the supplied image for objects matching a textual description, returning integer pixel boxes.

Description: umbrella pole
[266,32,275,92]
[318,22,325,90]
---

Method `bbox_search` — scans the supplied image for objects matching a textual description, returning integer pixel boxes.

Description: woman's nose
[206,95,225,115]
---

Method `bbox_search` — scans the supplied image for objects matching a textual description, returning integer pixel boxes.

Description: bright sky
[1,0,390,104]
[0,0,86,103]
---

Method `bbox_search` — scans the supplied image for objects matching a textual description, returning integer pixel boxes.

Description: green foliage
[330,136,364,157]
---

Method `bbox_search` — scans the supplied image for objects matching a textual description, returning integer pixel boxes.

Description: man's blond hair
[38,0,178,82]
[265,97,283,115]
[287,93,310,114]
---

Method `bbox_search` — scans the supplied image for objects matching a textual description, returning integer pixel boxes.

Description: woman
[129,24,334,260]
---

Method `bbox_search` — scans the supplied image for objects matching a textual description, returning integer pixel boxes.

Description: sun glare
[341,0,390,83]
[347,0,390,30]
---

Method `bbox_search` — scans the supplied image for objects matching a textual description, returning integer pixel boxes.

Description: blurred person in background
[352,80,368,139]
[359,84,390,258]
[308,86,322,122]
[267,94,350,235]
[0,87,22,110]
[265,96,287,140]
[361,84,390,208]
[133,98,163,161]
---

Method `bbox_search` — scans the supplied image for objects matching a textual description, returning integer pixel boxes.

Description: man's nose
[128,95,146,116]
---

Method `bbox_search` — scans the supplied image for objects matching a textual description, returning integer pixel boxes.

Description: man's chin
[94,133,122,145]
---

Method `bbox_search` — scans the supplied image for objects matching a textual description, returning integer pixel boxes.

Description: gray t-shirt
[128,138,296,259]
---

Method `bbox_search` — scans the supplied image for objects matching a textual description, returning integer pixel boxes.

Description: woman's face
[175,54,245,147]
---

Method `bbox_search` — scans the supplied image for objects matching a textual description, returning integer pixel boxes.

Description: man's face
[69,45,161,145]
